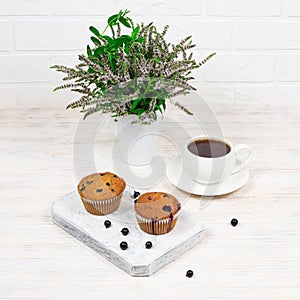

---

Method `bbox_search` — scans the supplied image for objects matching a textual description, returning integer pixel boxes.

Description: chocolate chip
[100,173,106,176]
[80,186,86,192]
[113,175,118,178]
[162,205,172,213]
[96,189,103,193]
[106,182,110,186]
[163,194,169,198]
[134,199,137,204]
[148,196,152,200]
[111,189,115,192]
[86,180,94,185]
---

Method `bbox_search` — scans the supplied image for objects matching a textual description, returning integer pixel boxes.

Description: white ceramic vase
[116,116,159,166]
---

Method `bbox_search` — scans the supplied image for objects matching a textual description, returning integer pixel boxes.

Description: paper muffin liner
[80,193,123,216]
[135,210,181,235]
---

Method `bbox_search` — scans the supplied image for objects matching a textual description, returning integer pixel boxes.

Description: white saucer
[166,156,249,196]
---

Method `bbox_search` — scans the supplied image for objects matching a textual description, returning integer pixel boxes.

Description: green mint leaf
[89,26,101,37]
[155,104,163,115]
[131,98,142,111]
[108,14,119,26]
[91,36,101,45]
[119,16,131,28]
[102,35,113,42]
[135,37,143,43]
[131,25,140,40]
[87,45,92,57]
[94,46,105,56]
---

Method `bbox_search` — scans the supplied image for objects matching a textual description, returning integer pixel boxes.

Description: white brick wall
[0,0,47,16]
[203,54,276,83]
[279,55,300,81]
[0,21,9,51]
[171,21,232,49]
[0,55,51,82]
[52,0,203,16]
[52,0,117,16]
[14,20,88,50]
[287,0,300,17]
[0,0,299,107]
[235,21,300,49]
[206,0,282,16]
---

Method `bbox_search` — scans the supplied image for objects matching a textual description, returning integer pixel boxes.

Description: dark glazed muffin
[78,172,126,215]
[134,192,181,235]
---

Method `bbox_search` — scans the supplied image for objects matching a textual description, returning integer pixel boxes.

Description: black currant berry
[104,220,111,228]
[120,241,128,250]
[133,191,140,198]
[121,228,129,236]
[186,270,193,278]
[231,218,238,227]
[145,241,152,249]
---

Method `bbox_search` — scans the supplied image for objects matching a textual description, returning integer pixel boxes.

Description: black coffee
[187,139,231,158]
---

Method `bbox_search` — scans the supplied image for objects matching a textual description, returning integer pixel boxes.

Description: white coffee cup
[182,136,252,185]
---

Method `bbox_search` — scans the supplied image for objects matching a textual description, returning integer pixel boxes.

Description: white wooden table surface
[1,100,299,299]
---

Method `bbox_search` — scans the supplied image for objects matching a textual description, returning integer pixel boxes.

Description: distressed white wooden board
[52,190,203,277]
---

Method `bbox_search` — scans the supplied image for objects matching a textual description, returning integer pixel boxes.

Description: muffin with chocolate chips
[134,192,181,235]
[78,172,126,215]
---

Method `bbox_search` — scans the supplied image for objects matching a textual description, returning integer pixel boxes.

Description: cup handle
[232,144,252,174]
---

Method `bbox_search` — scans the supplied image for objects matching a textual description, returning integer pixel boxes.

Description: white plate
[166,156,249,196]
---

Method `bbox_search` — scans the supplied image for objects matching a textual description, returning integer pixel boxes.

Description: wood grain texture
[0,102,299,299]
